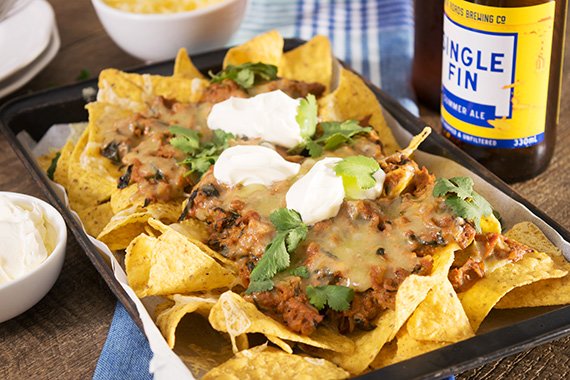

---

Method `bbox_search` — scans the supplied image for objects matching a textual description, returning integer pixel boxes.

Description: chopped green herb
[306,285,354,311]
[296,94,318,140]
[209,62,278,89]
[168,125,201,154]
[46,152,61,180]
[169,127,234,177]
[76,69,91,81]
[433,176,493,232]
[334,156,380,190]
[246,209,308,293]
[292,119,371,158]
[288,266,310,279]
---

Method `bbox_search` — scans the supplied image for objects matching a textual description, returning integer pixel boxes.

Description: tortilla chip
[174,48,205,79]
[53,139,75,189]
[77,202,115,237]
[496,222,570,308]
[66,128,116,210]
[203,345,349,380]
[318,68,399,154]
[149,218,239,273]
[459,250,567,331]
[371,327,449,369]
[156,294,217,348]
[125,227,236,297]
[309,244,457,375]
[208,291,355,355]
[223,30,284,68]
[406,278,474,342]
[279,35,332,93]
[109,184,143,214]
[98,69,208,110]
[97,202,181,251]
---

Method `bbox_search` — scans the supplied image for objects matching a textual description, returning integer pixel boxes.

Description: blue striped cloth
[94,1,419,379]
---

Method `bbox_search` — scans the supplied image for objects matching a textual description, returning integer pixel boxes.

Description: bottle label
[441,0,555,148]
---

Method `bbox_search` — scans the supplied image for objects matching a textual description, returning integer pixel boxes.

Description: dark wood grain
[0,0,569,379]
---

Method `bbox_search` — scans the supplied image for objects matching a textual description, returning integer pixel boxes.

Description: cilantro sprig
[209,63,278,89]
[433,176,493,232]
[334,156,380,199]
[306,121,372,157]
[169,126,234,177]
[306,285,354,312]
[246,209,308,293]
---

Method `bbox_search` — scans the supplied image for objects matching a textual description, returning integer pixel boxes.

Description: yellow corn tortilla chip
[97,202,181,251]
[406,278,474,343]
[279,35,332,93]
[223,30,284,68]
[208,291,355,355]
[371,326,449,370]
[149,218,239,272]
[109,184,142,214]
[304,244,457,375]
[98,69,208,111]
[155,294,217,348]
[174,48,205,79]
[459,250,567,331]
[318,68,400,154]
[53,139,75,189]
[203,345,349,380]
[77,201,115,237]
[66,129,116,210]
[496,222,570,308]
[125,227,236,297]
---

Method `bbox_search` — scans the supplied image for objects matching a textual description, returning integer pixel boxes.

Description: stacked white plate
[0,0,60,99]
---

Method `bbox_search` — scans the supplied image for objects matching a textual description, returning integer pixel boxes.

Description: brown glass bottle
[412,0,444,110]
[440,0,567,183]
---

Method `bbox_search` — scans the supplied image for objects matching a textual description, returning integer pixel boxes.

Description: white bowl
[0,192,67,323]
[91,0,248,62]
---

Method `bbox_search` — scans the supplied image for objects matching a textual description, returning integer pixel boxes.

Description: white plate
[0,23,60,99]
[0,0,54,82]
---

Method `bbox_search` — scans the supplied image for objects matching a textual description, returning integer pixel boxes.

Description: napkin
[94,1,421,379]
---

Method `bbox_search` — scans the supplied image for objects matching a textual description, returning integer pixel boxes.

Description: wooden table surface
[0,1,569,379]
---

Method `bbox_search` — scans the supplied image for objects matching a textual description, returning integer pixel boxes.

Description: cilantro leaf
[296,94,318,140]
[172,128,234,177]
[247,279,275,293]
[334,156,380,190]
[209,63,278,89]
[288,266,310,279]
[169,125,201,154]
[318,121,372,151]
[433,177,494,232]
[46,152,61,180]
[306,285,354,311]
[246,208,308,293]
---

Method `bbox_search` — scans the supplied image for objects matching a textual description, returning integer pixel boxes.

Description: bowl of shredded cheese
[91,0,248,61]
[0,192,66,323]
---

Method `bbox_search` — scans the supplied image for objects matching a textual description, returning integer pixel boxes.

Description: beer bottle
[440,0,567,183]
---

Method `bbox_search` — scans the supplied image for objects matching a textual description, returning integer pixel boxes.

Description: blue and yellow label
[441,0,555,148]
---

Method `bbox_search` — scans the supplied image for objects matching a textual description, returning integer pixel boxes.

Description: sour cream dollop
[286,157,387,225]
[214,145,301,187]
[207,90,304,149]
[286,158,345,225]
[0,196,51,285]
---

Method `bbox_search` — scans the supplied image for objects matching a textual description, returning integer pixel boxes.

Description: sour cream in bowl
[0,192,66,323]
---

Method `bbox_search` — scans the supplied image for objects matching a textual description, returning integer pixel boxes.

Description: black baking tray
[2,39,570,380]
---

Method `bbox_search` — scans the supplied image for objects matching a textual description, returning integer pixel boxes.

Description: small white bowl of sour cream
[0,192,66,323]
